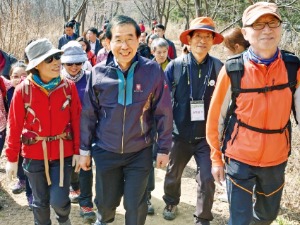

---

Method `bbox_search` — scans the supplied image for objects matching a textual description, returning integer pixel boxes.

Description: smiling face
[63,63,83,76]
[107,24,139,71]
[242,14,282,58]
[187,30,214,59]
[10,66,27,87]
[36,55,61,83]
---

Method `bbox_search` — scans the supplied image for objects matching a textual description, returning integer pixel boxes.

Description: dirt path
[0,158,231,225]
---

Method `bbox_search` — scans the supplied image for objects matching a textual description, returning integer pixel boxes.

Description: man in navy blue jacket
[79,15,173,225]
[58,22,79,49]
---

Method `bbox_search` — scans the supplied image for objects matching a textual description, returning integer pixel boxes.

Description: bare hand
[79,155,91,171]
[156,153,169,169]
[211,166,225,186]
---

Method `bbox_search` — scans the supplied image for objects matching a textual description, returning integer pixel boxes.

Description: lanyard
[187,56,213,101]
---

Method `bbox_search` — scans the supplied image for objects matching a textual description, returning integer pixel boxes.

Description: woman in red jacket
[5,38,81,225]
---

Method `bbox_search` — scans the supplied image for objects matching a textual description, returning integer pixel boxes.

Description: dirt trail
[0,158,230,225]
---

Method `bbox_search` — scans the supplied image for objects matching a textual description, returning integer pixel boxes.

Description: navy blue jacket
[80,52,173,155]
[165,53,223,143]
[58,33,79,49]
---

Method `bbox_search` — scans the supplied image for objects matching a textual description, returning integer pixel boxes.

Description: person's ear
[241,28,249,41]
[187,35,191,45]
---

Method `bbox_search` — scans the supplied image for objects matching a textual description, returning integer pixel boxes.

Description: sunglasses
[65,62,83,66]
[44,53,61,64]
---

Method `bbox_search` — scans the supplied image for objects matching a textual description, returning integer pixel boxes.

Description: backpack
[221,50,300,153]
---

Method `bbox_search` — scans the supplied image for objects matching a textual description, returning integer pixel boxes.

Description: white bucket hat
[25,38,63,71]
[61,41,88,63]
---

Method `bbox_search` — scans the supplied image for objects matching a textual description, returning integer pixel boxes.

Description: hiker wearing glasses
[79,15,173,225]
[206,2,300,225]
[5,38,81,225]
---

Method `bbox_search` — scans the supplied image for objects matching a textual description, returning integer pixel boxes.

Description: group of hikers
[0,1,300,225]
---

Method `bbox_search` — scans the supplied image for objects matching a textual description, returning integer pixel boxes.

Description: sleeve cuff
[80,149,91,156]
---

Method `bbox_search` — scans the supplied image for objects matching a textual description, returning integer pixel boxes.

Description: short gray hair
[151,38,169,52]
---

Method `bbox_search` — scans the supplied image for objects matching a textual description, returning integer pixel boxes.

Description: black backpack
[221,50,300,153]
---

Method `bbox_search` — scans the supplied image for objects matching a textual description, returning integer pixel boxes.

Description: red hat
[179,17,224,45]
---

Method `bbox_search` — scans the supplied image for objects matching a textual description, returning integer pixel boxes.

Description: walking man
[206,2,300,225]
[79,15,173,225]
[162,17,224,225]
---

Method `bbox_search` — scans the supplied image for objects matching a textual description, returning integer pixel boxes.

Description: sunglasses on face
[44,53,62,64]
[65,62,83,66]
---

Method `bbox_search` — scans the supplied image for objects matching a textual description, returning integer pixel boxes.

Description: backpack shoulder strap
[210,55,223,77]
[171,55,188,98]
[221,53,244,145]
[22,78,32,110]
[225,53,244,95]
[281,49,300,124]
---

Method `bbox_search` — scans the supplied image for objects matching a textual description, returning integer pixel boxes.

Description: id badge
[190,100,205,121]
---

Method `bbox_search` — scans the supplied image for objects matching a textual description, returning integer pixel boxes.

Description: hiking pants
[146,143,158,199]
[93,146,152,225]
[0,129,6,155]
[23,156,73,225]
[163,138,215,221]
[78,158,93,208]
[226,158,286,225]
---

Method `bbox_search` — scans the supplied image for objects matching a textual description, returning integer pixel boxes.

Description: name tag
[190,100,205,121]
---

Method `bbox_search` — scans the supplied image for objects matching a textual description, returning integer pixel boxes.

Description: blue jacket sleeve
[80,70,99,155]
[153,67,173,154]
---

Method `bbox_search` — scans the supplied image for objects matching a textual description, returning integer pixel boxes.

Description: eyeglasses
[65,62,83,66]
[112,38,136,47]
[11,75,27,79]
[44,53,61,64]
[192,34,214,41]
[245,20,282,30]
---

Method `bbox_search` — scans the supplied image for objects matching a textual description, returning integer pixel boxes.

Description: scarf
[61,68,84,83]
[247,47,279,66]
[33,74,61,91]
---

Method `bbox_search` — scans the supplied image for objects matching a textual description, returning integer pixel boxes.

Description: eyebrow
[114,33,135,38]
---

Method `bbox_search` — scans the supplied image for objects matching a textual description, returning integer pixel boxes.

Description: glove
[72,154,80,172]
[6,161,18,181]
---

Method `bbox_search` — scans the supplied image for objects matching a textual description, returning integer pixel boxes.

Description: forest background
[0,0,300,224]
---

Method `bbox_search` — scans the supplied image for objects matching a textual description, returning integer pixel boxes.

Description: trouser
[18,154,33,197]
[78,158,93,207]
[0,129,6,155]
[146,143,158,199]
[226,158,286,225]
[163,138,215,221]
[93,146,152,225]
[23,156,73,225]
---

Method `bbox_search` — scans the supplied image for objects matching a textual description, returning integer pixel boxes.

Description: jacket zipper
[258,75,269,164]
[121,78,126,154]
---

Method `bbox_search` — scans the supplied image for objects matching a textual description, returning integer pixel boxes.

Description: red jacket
[6,76,81,162]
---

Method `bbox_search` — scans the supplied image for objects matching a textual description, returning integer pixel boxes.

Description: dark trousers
[70,145,94,208]
[23,157,73,225]
[78,158,93,207]
[93,146,152,225]
[226,159,286,225]
[18,155,32,197]
[163,138,215,221]
[0,129,6,155]
[146,143,158,199]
